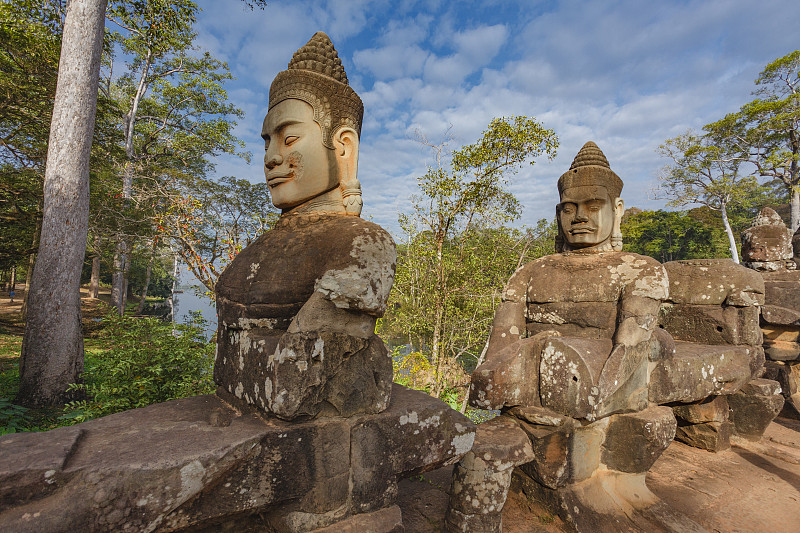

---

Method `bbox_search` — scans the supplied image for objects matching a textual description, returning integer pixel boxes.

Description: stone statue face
[262,99,339,211]
[558,185,620,249]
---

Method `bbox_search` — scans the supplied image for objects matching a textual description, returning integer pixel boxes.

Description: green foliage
[395,116,558,397]
[622,209,730,262]
[657,129,772,260]
[63,312,214,423]
[704,50,800,229]
[0,397,31,435]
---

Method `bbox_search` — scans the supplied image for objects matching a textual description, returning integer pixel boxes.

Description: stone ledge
[0,385,474,533]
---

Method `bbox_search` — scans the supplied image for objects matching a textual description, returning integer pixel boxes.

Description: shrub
[63,312,215,423]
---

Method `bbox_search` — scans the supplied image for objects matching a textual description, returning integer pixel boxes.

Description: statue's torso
[215,213,396,332]
[506,251,668,339]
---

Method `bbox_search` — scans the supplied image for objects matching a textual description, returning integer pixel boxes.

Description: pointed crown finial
[558,141,623,198]
[268,31,363,148]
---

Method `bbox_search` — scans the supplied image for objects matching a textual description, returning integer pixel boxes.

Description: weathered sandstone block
[728,378,785,440]
[662,259,764,307]
[672,395,729,424]
[659,304,762,346]
[444,416,533,533]
[648,341,753,404]
[601,406,676,474]
[0,386,474,533]
[675,421,731,452]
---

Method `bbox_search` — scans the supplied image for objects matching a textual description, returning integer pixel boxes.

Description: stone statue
[741,206,795,271]
[446,143,678,533]
[214,32,397,420]
[470,142,669,420]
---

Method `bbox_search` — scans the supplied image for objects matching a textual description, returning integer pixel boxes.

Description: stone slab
[663,259,764,307]
[659,304,761,346]
[395,418,800,533]
[0,385,474,533]
[648,342,753,404]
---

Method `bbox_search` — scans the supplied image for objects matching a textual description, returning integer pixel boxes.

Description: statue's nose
[265,152,283,169]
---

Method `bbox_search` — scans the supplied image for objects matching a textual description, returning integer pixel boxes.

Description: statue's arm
[485,265,530,356]
[613,294,661,347]
[613,260,668,347]
[288,226,397,338]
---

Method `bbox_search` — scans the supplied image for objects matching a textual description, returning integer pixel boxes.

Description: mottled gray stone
[601,406,676,473]
[672,395,729,424]
[649,341,753,404]
[517,419,574,489]
[728,379,784,440]
[444,416,533,533]
[659,303,762,346]
[662,259,765,307]
[0,386,474,533]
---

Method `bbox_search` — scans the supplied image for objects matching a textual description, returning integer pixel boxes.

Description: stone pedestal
[444,416,533,533]
[0,386,474,533]
[759,270,800,418]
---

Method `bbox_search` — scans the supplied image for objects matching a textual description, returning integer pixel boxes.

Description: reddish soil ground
[398,415,800,532]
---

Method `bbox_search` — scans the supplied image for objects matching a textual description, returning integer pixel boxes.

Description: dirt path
[397,415,800,532]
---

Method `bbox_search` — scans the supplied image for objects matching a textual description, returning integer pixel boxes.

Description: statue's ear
[614,197,624,218]
[333,127,359,160]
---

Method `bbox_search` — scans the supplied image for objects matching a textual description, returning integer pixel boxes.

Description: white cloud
[353,45,429,79]
[191,0,800,235]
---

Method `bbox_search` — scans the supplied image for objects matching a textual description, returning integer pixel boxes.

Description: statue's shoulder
[610,252,669,299]
[312,216,397,316]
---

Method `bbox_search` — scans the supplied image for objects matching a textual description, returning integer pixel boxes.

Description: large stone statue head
[262,32,364,215]
[555,142,624,252]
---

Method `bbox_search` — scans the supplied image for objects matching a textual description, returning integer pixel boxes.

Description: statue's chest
[526,263,625,304]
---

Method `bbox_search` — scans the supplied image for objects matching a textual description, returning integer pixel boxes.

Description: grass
[0,310,113,433]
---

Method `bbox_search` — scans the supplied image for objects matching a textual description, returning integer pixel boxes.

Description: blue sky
[193,0,800,236]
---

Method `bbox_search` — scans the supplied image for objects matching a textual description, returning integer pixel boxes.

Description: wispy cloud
[194,0,800,235]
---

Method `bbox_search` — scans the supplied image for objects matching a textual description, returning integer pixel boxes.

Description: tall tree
[707,51,800,231]
[17,0,107,406]
[657,130,766,263]
[105,0,245,313]
[397,117,558,397]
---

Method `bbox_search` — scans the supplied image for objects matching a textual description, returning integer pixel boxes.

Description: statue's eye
[562,204,575,214]
[285,135,299,145]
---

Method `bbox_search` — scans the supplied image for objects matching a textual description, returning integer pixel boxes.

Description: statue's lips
[267,174,292,187]
[569,226,596,234]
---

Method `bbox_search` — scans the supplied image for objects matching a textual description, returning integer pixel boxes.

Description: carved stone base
[512,469,707,533]
[0,385,474,533]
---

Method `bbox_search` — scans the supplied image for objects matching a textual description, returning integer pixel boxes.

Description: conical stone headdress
[269,32,363,148]
[557,141,623,198]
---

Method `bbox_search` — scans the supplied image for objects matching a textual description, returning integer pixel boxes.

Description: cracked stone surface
[395,417,800,533]
[0,385,474,533]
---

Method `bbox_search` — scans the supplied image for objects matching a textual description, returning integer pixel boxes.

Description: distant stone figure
[447,143,677,533]
[470,142,669,420]
[214,32,397,420]
[741,206,795,271]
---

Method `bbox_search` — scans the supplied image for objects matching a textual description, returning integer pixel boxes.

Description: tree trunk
[88,235,100,299]
[111,238,127,314]
[17,0,107,407]
[431,233,445,398]
[21,217,41,319]
[135,242,157,315]
[720,202,739,264]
